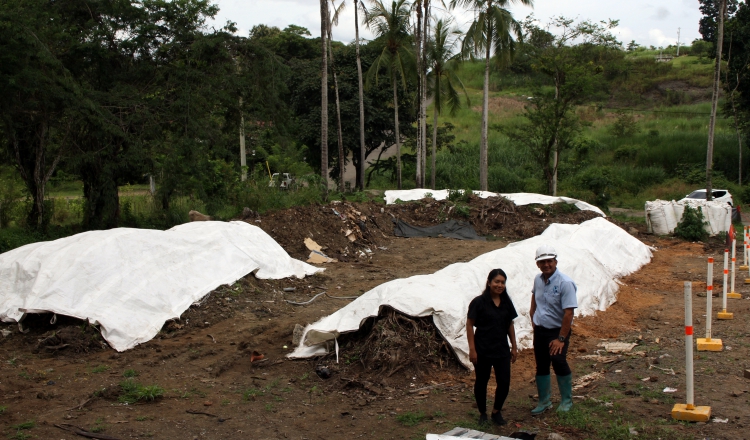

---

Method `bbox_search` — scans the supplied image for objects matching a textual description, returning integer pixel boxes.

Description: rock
[292,324,305,345]
[577,347,588,353]
[628,227,639,236]
[649,312,660,321]
[547,434,566,440]
[188,210,212,222]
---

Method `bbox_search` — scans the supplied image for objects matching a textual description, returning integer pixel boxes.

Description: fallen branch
[408,382,449,394]
[187,409,217,417]
[207,334,216,344]
[54,424,122,440]
[66,397,94,411]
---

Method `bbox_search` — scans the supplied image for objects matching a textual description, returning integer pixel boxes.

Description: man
[529,244,577,414]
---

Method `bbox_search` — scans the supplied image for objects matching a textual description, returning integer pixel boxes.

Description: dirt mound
[35,324,106,354]
[252,196,601,261]
[318,306,465,383]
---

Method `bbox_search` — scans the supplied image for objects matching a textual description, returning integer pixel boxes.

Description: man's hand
[510,346,517,364]
[549,339,565,356]
[469,349,477,365]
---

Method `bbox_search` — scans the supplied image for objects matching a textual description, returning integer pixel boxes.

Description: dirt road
[1,204,748,439]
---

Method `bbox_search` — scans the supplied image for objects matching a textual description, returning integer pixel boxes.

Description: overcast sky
[208,0,704,48]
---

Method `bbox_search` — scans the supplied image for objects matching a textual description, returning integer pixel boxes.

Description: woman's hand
[510,346,517,364]
[469,348,478,365]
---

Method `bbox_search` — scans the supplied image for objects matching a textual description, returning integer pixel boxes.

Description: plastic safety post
[729,239,742,299]
[718,250,733,319]
[672,282,711,422]
[697,257,722,351]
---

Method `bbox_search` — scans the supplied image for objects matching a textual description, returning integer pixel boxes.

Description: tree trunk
[706,0,726,201]
[421,0,430,188]
[354,0,366,191]
[320,0,329,190]
[431,106,438,190]
[392,69,402,190]
[239,97,246,182]
[327,25,346,193]
[480,33,490,192]
[415,1,423,188]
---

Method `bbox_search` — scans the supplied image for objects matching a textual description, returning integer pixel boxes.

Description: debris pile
[331,306,463,380]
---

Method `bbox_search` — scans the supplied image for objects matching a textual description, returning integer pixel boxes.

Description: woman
[466,268,518,426]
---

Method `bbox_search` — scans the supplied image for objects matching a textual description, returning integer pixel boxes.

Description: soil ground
[1,199,749,440]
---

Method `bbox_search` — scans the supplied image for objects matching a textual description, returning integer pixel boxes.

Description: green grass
[0,406,6,415]
[91,365,109,374]
[396,411,427,427]
[118,380,164,404]
[123,369,139,378]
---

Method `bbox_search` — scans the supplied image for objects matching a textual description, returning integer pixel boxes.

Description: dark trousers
[474,356,511,414]
[533,326,571,376]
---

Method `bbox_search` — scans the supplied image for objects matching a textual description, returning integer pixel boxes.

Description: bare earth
[1,203,749,440]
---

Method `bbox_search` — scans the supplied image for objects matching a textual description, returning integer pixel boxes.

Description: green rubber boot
[556,374,573,412]
[531,375,553,415]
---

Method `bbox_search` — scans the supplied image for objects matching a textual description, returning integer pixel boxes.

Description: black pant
[533,326,571,376]
[474,356,511,414]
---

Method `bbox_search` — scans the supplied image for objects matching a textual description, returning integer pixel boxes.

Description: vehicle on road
[680,189,733,206]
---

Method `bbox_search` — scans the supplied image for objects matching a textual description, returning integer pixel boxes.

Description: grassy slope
[428,54,744,210]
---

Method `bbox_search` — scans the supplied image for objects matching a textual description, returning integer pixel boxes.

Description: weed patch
[118,380,164,404]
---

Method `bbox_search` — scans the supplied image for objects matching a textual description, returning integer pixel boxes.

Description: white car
[681,189,734,206]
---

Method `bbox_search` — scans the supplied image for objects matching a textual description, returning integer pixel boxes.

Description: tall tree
[354,0,368,190]
[365,0,414,190]
[420,0,430,188]
[426,18,469,189]
[413,0,424,187]
[706,0,727,200]
[699,0,738,45]
[519,16,621,195]
[723,1,750,185]
[329,0,347,192]
[450,0,530,192]
[320,0,330,189]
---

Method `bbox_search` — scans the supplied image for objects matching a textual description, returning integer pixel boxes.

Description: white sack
[290,218,651,368]
[645,199,731,236]
[384,189,605,216]
[0,221,322,351]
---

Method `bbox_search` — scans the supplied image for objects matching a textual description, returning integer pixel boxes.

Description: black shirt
[467,292,518,358]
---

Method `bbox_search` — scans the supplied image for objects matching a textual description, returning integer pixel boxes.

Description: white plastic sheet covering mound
[384,189,606,216]
[290,217,651,368]
[0,221,322,351]
[645,199,731,236]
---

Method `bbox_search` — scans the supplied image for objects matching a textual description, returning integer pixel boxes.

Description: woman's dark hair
[482,268,508,298]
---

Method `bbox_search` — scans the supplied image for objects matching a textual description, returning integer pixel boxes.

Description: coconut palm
[320,0,329,189]
[365,0,414,189]
[328,0,347,192]
[450,0,531,191]
[426,18,469,189]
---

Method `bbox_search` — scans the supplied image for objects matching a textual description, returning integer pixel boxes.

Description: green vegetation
[91,365,109,374]
[118,380,164,404]
[674,205,709,241]
[396,410,426,427]
[123,369,139,378]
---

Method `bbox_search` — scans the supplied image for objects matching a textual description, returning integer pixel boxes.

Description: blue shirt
[532,269,578,329]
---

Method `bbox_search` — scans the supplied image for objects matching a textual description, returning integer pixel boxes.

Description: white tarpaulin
[0,221,322,351]
[383,189,606,216]
[290,218,651,368]
[644,199,731,236]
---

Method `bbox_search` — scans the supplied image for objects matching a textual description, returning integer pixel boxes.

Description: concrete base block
[744,278,750,284]
[727,292,742,299]
[717,311,734,320]
[697,338,723,351]
[672,404,711,422]
[740,265,749,271]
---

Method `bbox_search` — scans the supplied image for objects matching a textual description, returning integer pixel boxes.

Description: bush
[609,111,640,138]
[674,205,708,241]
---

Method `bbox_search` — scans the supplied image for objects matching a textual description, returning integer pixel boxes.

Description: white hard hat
[535,245,557,262]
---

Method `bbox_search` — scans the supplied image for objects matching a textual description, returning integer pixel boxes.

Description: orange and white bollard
[728,239,742,299]
[672,282,711,422]
[718,249,733,320]
[697,257,723,351]
[741,226,749,270]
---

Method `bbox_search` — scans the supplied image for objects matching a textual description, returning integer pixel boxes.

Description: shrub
[674,205,708,241]
[609,111,640,138]
[118,380,164,404]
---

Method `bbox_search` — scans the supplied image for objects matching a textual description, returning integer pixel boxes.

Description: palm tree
[426,18,469,189]
[328,0,347,193]
[320,0,329,189]
[353,0,368,190]
[450,0,530,191]
[365,0,414,190]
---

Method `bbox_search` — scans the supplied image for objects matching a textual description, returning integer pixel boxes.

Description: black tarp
[392,218,486,241]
